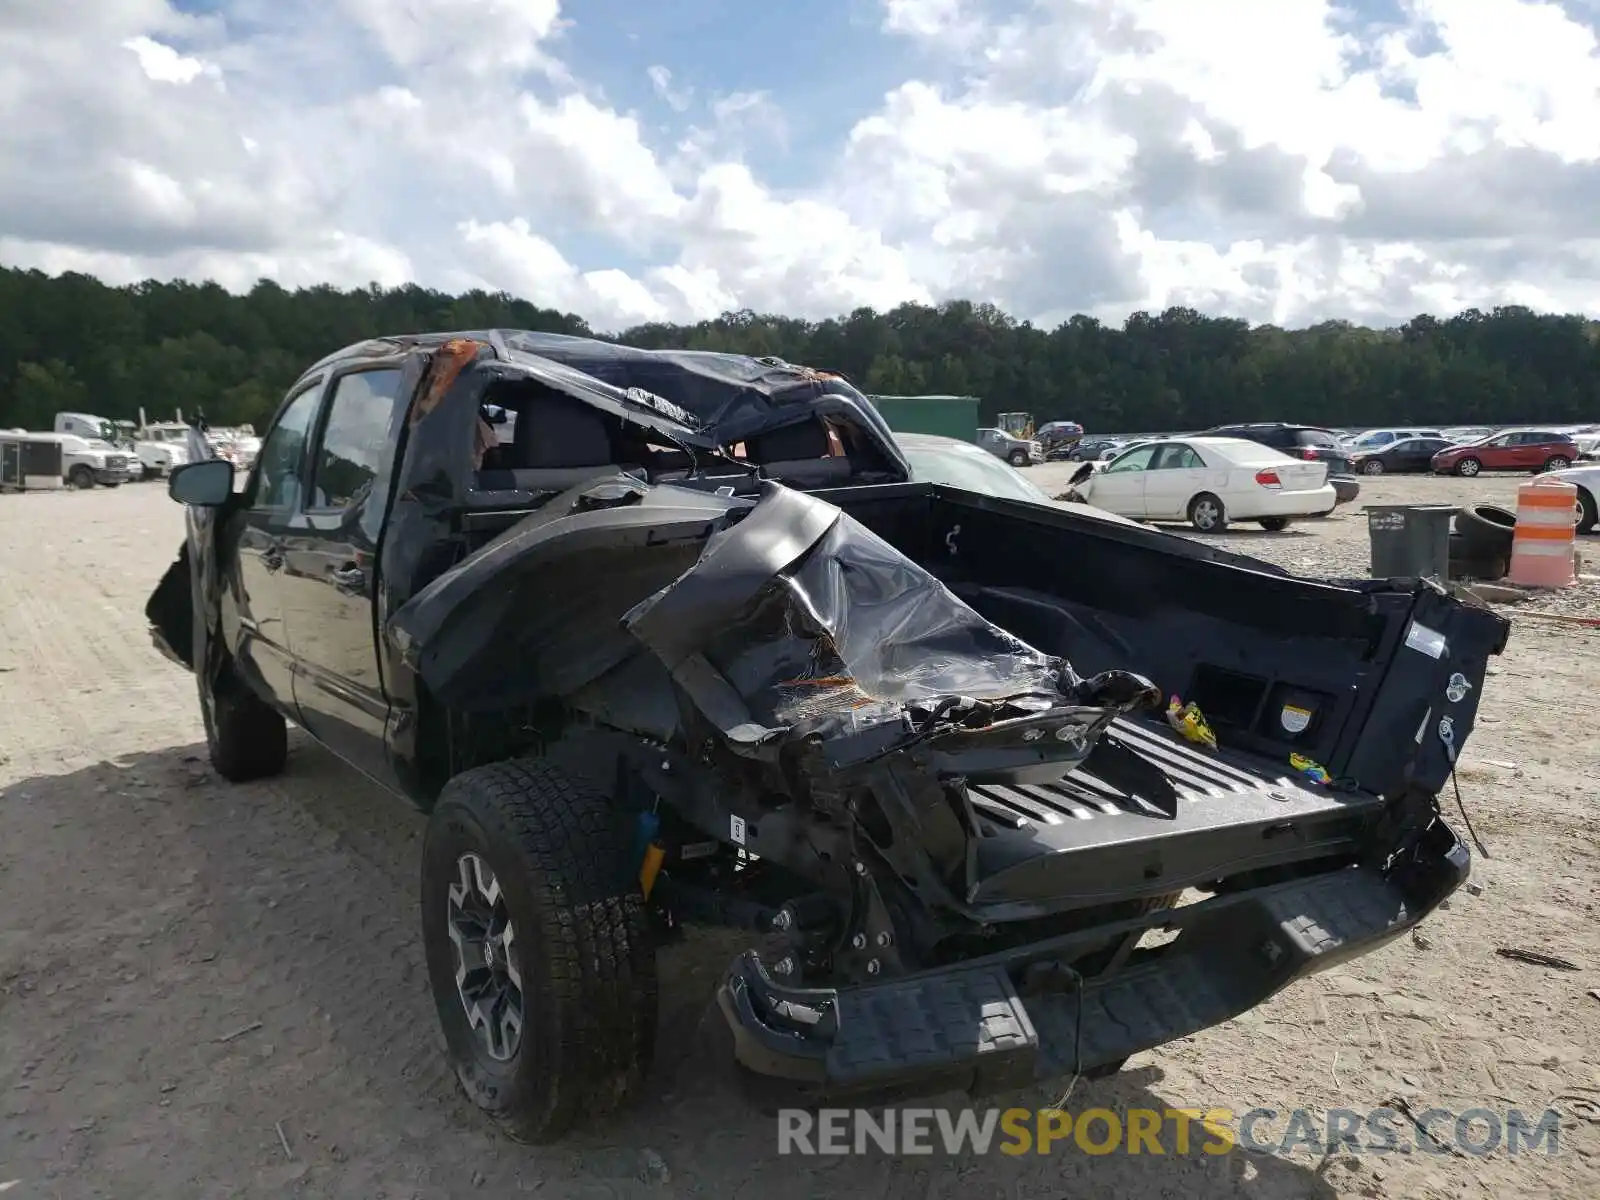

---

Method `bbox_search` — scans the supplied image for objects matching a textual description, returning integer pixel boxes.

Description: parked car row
[1337,429,1578,476]
[985,419,1594,537]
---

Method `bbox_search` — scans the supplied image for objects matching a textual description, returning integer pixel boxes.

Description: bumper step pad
[723,866,1420,1101]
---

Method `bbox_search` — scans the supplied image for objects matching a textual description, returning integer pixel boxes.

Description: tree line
[2,266,1596,436]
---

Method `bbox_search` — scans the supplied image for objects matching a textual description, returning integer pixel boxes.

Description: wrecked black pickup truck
[146,330,1510,1143]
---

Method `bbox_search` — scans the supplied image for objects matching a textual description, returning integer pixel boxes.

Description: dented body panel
[145,329,1514,1112]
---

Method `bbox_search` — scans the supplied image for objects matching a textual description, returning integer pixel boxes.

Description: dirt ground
[2,476,1597,1200]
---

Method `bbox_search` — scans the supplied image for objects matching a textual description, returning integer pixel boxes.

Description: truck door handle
[331,564,366,593]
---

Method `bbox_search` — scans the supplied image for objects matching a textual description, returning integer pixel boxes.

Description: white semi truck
[54,411,190,479]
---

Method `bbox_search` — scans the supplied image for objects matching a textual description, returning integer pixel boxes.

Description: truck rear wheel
[201,667,288,782]
[421,757,657,1144]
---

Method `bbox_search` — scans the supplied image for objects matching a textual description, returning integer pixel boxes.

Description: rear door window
[308,369,406,511]
[1151,444,1203,470]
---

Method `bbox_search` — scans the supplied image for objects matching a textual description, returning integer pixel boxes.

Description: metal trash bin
[1367,504,1454,580]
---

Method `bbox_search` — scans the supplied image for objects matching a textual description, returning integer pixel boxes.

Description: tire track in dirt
[3,482,1597,1200]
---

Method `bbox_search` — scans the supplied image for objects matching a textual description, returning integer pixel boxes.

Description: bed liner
[966,714,1384,908]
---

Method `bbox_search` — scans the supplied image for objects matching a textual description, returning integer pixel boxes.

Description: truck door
[283,366,409,787]
[231,380,326,710]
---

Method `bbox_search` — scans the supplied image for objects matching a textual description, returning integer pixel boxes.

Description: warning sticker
[1280,704,1312,734]
[1403,620,1447,659]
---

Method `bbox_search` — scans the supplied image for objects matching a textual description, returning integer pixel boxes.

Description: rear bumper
[1243,484,1338,518]
[718,827,1467,1105]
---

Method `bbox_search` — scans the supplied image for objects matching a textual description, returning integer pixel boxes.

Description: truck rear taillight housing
[1255,469,1282,489]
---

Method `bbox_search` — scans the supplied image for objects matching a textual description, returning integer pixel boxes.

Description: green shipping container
[865,394,982,443]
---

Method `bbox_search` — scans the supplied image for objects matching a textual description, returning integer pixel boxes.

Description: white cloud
[122,35,221,85]
[454,218,670,323]
[868,0,1600,325]
[339,0,566,76]
[0,231,413,293]
[4,0,1600,332]
[647,64,691,113]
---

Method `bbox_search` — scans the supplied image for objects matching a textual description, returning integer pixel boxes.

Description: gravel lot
[2,477,1597,1200]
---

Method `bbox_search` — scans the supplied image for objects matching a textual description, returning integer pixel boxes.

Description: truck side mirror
[168,459,235,506]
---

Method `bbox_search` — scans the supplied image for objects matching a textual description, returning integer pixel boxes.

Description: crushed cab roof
[300,329,887,445]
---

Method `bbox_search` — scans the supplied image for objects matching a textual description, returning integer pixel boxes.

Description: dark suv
[1205,423,1352,476]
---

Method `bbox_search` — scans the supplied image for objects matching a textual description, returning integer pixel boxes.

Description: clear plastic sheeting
[706,514,1075,729]
[623,483,1162,749]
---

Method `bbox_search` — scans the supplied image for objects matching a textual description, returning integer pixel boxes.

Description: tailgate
[965,716,1384,909]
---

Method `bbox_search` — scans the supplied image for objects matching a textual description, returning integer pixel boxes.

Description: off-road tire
[68,465,95,489]
[1361,459,1384,475]
[1454,457,1482,477]
[421,757,657,1144]
[1578,486,1597,535]
[1188,492,1227,533]
[202,668,287,782]
[1008,449,1029,467]
[1257,517,1291,532]
[1543,455,1571,472]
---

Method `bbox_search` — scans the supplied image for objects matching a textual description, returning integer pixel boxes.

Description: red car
[1430,430,1579,477]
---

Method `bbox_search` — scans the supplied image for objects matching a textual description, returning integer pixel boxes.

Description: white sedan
[1069,436,1336,532]
[1545,463,1600,533]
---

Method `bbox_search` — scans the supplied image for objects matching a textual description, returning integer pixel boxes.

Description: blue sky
[9,0,1600,330]
[563,0,931,187]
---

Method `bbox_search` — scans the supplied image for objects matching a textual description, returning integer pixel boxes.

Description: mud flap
[145,424,226,676]
[146,545,195,670]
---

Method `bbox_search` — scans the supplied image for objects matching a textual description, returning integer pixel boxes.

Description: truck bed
[965,715,1385,908]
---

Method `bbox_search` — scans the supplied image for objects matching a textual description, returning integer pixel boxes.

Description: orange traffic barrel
[1507,475,1579,588]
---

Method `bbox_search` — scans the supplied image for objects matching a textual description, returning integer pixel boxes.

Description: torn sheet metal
[384,475,1157,774]
[410,338,488,426]
[624,483,1160,765]
[494,331,907,463]
[385,477,749,709]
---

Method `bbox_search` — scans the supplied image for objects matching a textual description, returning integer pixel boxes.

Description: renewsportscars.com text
[777,1105,1563,1157]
